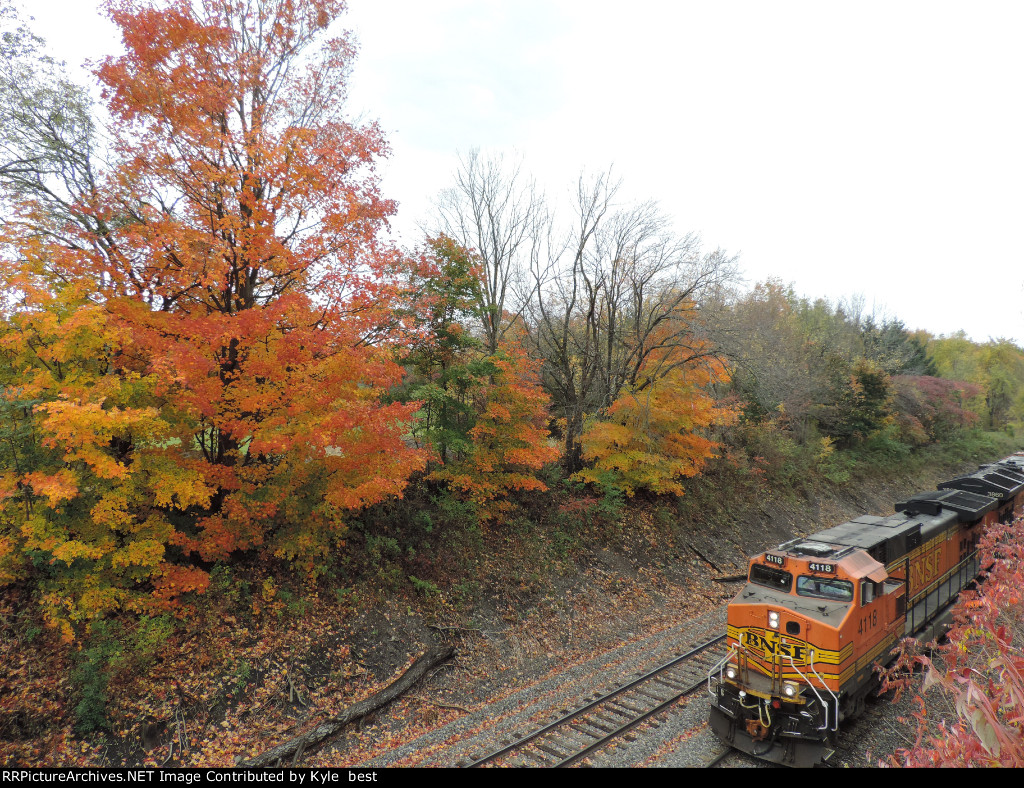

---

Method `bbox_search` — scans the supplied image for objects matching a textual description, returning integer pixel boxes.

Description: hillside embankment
[1,447,1013,767]
[305,452,1006,767]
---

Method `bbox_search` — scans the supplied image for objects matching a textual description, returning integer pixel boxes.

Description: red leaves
[892,375,982,445]
[885,518,1024,766]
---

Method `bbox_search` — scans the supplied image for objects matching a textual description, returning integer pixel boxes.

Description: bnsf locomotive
[708,454,1024,766]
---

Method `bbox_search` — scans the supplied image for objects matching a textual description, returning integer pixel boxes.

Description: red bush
[882,517,1024,766]
[891,376,981,445]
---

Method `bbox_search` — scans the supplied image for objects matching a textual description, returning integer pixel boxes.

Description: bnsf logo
[909,549,941,590]
[742,629,809,664]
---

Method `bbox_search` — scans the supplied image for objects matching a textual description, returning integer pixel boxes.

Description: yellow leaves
[576,357,738,496]
[0,533,26,586]
[76,586,126,620]
[250,577,284,617]
[90,488,135,532]
[20,513,66,554]
[38,398,167,479]
[0,461,24,508]
[109,539,164,571]
[1,291,124,400]
[145,456,217,512]
[51,539,108,566]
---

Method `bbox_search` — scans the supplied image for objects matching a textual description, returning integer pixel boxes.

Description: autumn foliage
[428,346,559,518]
[0,0,427,635]
[891,375,982,446]
[883,517,1024,766]
[5,6,1021,761]
[575,347,737,497]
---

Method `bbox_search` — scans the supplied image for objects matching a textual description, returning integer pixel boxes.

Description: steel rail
[550,667,715,767]
[467,633,727,768]
[703,747,733,768]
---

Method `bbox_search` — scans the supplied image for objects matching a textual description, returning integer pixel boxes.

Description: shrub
[883,518,1024,766]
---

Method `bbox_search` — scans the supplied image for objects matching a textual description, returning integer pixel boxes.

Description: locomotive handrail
[806,650,840,732]
[907,551,977,608]
[707,646,738,696]
[786,649,832,733]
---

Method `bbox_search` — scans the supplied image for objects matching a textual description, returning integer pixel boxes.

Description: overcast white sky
[18,0,1024,345]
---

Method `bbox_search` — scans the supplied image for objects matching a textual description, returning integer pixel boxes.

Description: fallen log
[687,544,720,573]
[712,574,747,584]
[238,645,455,768]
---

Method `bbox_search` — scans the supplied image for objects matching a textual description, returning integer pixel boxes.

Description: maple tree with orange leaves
[392,236,560,518]
[0,0,426,635]
[428,346,560,519]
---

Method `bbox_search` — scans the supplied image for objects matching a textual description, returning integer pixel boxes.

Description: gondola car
[707,466,1024,767]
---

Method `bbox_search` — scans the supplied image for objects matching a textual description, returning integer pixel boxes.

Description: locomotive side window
[796,575,853,602]
[860,580,886,605]
[750,564,793,592]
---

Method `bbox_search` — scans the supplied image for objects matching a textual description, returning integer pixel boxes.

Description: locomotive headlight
[783,682,798,698]
[768,611,780,629]
[725,666,737,680]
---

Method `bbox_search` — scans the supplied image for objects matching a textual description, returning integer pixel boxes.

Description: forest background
[1,0,1022,767]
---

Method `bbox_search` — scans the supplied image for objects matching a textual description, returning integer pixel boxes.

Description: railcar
[995,451,1024,475]
[707,466,1024,767]
[940,461,1024,523]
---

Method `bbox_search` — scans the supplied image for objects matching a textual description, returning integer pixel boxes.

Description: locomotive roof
[802,511,931,552]
[938,466,1024,499]
[733,583,851,623]
[997,453,1024,471]
[895,488,998,520]
[981,462,1024,483]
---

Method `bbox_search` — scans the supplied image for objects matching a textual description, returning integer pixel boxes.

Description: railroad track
[466,634,728,768]
[702,747,733,768]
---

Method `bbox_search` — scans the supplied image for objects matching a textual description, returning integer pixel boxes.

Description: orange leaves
[150,565,211,612]
[429,347,559,518]
[22,469,79,505]
[575,352,737,497]
[0,0,431,635]
[73,0,425,577]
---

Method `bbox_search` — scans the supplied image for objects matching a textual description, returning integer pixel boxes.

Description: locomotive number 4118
[857,610,878,634]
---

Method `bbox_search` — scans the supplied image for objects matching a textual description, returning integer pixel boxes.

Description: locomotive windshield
[749,564,792,592]
[796,575,853,602]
